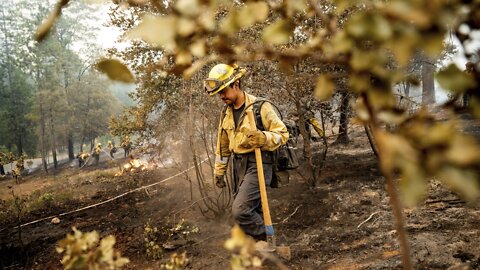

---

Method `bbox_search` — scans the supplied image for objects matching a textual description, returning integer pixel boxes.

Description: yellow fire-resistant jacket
[308,118,324,137]
[214,93,289,176]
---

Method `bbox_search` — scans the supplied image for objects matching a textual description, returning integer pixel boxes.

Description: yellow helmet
[204,63,247,96]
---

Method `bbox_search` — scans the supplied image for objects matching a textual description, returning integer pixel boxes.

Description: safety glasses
[203,78,224,94]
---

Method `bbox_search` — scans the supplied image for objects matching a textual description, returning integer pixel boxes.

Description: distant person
[76,152,90,168]
[108,140,117,158]
[0,152,6,176]
[12,154,26,184]
[121,136,132,158]
[93,143,102,165]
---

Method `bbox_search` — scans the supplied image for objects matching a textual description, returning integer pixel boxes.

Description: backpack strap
[248,98,283,131]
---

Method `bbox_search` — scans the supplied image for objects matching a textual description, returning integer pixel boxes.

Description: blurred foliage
[56,227,130,270]
[224,225,262,270]
[161,252,189,270]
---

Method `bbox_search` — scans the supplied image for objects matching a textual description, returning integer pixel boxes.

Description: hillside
[1,124,480,270]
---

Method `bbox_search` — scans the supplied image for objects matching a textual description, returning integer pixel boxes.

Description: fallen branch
[274,205,301,225]
[357,211,381,229]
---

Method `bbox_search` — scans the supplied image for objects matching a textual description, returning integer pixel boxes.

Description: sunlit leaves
[175,0,201,17]
[314,75,335,101]
[262,19,293,45]
[436,64,477,94]
[96,59,135,83]
[221,2,269,36]
[346,13,393,42]
[381,1,430,28]
[438,167,479,202]
[285,0,308,17]
[224,225,262,270]
[239,2,269,28]
[125,14,177,51]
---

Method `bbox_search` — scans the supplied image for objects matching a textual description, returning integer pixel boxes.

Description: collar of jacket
[224,92,256,131]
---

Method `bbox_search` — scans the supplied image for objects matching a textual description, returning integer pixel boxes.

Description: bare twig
[274,205,301,225]
[357,211,381,229]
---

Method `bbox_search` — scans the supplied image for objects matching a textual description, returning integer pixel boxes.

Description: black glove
[214,174,226,188]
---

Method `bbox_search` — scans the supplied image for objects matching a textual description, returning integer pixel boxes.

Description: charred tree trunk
[335,90,350,144]
[67,134,74,160]
[49,109,58,169]
[422,58,436,105]
[16,136,23,157]
[39,99,48,173]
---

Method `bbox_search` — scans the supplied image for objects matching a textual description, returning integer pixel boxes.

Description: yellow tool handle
[246,110,273,227]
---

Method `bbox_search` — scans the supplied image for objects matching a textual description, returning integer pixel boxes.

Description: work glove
[214,174,226,188]
[246,130,267,148]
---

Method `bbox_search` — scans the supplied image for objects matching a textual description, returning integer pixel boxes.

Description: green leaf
[96,59,135,83]
[436,64,477,94]
[262,19,292,45]
[314,75,335,101]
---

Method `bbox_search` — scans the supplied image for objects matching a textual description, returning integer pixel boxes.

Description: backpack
[252,99,300,187]
[251,98,299,172]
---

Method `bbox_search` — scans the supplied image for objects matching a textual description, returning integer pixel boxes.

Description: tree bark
[67,134,75,160]
[49,108,58,169]
[16,136,23,157]
[421,58,436,105]
[335,90,350,144]
[39,96,49,173]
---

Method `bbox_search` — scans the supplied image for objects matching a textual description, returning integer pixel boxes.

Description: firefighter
[108,140,117,158]
[93,143,102,165]
[76,152,90,168]
[12,154,26,184]
[0,151,6,176]
[121,136,132,158]
[205,63,288,241]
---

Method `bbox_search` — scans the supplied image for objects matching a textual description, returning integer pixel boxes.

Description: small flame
[115,158,150,177]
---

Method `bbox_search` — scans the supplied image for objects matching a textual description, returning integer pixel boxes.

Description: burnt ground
[1,124,480,270]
